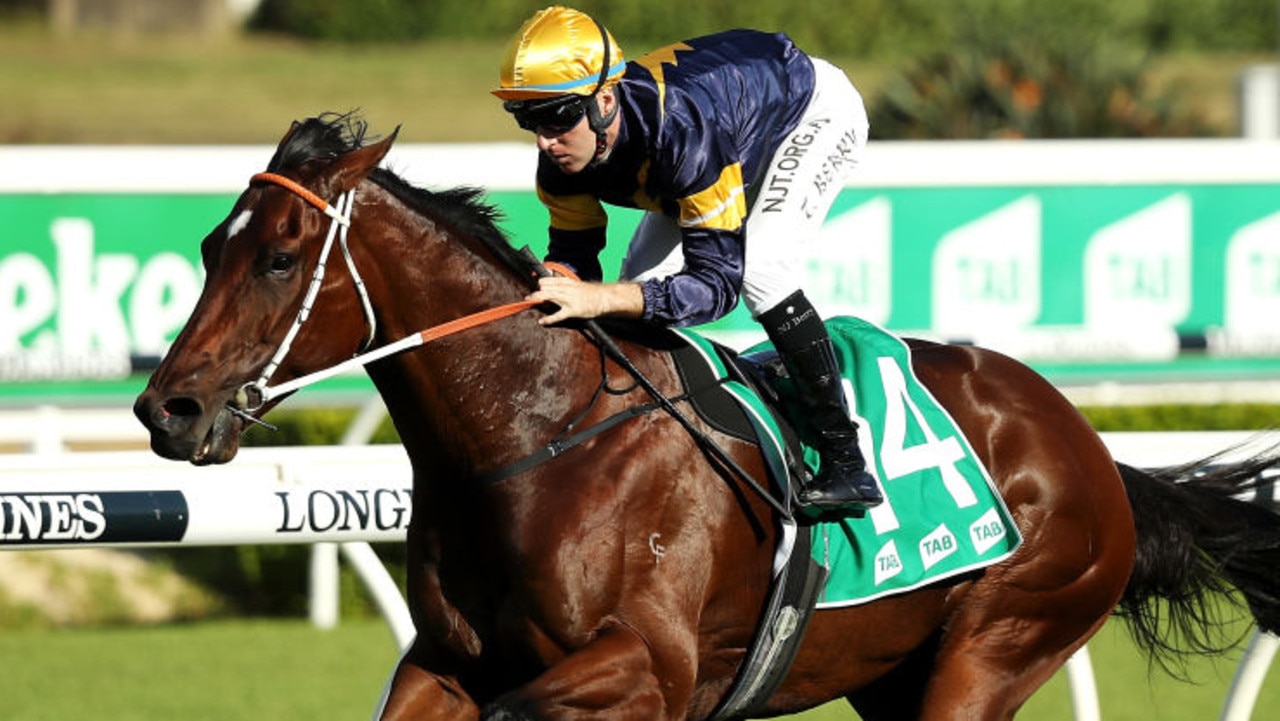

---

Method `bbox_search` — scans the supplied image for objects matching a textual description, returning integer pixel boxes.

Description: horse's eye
[269,253,296,274]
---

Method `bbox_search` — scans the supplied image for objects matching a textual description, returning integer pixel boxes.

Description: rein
[234,172,544,414]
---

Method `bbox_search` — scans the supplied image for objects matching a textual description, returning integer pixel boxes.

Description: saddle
[597,321,822,503]
[491,251,1019,717]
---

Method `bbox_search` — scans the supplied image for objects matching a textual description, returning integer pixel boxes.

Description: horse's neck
[356,182,532,342]
[376,320,599,481]
[358,197,600,479]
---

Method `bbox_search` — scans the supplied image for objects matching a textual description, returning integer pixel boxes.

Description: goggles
[503,94,592,135]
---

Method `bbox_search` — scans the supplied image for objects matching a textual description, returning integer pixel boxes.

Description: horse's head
[134,113,396,464]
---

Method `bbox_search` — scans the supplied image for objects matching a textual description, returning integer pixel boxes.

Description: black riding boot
[759,292,883,514]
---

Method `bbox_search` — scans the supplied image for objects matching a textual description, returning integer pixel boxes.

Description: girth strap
[474,400,663,485]
[472,368,737,485]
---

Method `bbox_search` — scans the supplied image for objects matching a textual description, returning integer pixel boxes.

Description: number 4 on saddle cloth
[662,316,1023,607]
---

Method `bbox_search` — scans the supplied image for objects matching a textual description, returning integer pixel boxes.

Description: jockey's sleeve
[546,227,607,281]
[539,184,608,281]
[639,159,749,327]
[639,225,743,327]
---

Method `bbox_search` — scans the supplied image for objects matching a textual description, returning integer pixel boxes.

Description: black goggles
[504,95,591,134]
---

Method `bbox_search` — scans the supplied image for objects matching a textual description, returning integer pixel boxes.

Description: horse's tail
[1115,444,1280,673]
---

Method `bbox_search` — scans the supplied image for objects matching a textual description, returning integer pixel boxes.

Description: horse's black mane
[268,111,541,287]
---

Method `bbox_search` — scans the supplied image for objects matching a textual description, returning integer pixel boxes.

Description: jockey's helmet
[492,6,625,102]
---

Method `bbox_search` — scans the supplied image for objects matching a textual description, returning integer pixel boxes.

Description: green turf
[1,616,1275,720]
[1021,618,1277,721]
[0,619,401,721]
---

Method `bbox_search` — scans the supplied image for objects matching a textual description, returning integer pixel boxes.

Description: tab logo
[874,540,903,586]
[919,523,958,570]
[969,508,1007,555]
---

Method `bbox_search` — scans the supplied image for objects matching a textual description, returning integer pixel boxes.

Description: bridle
[231,172,543,423]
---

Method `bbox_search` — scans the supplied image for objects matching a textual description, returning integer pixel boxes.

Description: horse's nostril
[162,397,203,419]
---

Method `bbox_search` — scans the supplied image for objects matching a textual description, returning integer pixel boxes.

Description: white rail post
[1219,629,1280,721]
[1066,646,1102,721]
[33,405,66,455]
[309,541,340,629]
[309,394,393,630]
[341,541,415,651]
[1240,64,1280,140]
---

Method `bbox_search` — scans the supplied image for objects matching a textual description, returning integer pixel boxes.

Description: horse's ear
[328,126,400,193]
[277,120,303,147]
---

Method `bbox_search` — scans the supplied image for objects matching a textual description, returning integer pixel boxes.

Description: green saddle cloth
[679,316,1022,607]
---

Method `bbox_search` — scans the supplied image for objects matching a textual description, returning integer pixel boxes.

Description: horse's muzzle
[133,390,243,465]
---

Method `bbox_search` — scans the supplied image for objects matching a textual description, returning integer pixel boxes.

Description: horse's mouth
[189,406,245,465]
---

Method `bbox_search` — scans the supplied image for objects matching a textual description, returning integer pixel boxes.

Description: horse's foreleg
[375,644,481,721]
[481,624,672,721]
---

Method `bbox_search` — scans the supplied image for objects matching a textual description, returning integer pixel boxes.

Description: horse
[135,112,1280,721]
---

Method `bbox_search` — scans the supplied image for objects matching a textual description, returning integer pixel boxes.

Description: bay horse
[135,113,1280,720]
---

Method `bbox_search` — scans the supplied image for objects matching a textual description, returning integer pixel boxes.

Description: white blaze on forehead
[227,210,253,241]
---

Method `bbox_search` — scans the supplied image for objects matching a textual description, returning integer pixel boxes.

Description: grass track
[0,619,401,721]
[1,616,1276,720]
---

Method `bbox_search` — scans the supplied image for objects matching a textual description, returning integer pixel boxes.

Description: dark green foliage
[245,0,1278,56]
[246,0,1252,138]
[1079,404,1280,432]
[247,0,436,43]
[240,406,401,446]
[867,5,1215,139]
[155,541,405,618]
[869,39,1213,139]
[1139,0,1279,51]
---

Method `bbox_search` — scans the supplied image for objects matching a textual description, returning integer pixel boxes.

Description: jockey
[494,5,882,514]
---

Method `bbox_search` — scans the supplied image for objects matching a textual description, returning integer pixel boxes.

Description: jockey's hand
[526,276,644,326]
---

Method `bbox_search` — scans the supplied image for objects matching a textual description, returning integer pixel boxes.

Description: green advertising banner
[4,172,1280,402]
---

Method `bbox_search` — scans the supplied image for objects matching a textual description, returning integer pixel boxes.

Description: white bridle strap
[250,187,356,396]
[337,191,378,350]
[240,172,375,409]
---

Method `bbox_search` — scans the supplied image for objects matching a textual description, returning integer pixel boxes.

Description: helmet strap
[586,92,619,167]
[586,17,618,168]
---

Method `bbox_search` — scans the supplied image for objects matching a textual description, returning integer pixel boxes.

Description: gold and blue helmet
[494,6,626,148]
[493,6,626,102]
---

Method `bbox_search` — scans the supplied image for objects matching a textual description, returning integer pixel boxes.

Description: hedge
[247,0,1279,56]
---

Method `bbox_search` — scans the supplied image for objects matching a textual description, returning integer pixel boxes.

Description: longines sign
[0,485,412,547]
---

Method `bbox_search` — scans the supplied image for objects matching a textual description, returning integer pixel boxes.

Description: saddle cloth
[670,316,1023,607]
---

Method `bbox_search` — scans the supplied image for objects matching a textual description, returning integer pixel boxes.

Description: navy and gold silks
[537,29,816,327]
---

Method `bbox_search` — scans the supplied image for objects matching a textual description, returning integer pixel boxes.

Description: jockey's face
[534,90,616,175]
